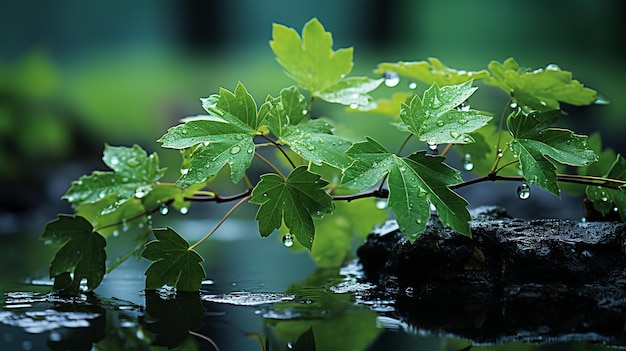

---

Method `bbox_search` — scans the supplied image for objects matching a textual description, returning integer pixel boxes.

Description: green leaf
[316,76,383,108]
[265,86,310,137]
[141,227,206,292]
[159,83,263,185]
[400,81,491,145]
[270,18,353,95]
[507,110,598,196]
[250,166,334,250]
[63,144,165,205]
[40,215,106,292]
[586,154,626,220]
[341,137,470,239]
[374,58,490,87]
[280,119,353,170]
[486,58,598,110]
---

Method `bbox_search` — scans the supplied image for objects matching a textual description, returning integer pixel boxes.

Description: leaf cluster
[41,17,624,293]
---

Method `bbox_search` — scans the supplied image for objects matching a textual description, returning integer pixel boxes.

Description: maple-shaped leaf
[270,18,353,95]
[400,81,492,145]
[486,58,598,110]
[375,58,490,87]
[586,154,626,220]
[141,227,206,292]
[40,215,106,292]
[63,144,166,206]
[250,166,334,250]
[159,82,263,185]
[507,110,598,196]
[265,86,310,136]
[341,137,470,240]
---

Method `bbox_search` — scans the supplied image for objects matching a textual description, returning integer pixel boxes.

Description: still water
[0,218,622,350]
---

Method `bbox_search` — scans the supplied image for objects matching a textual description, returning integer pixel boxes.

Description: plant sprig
[41,17,623,293]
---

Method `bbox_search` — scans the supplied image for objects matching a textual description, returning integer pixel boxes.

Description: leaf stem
[92,199,174,233]
[396,134,413,156]
[260,135,297,168]
[440,143,454,157]
[489,97,512,174]
[254,152,286,180]
[333,189,389,202]
[188,194,252,251]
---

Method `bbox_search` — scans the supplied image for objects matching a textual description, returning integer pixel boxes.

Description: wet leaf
[159,82,262,185]
[316,76,383,108]
[250,166,334,250]
[270,18,353,95]
[508,110,598,196]
[40,215,106,292]
[265,86,310,137]
[400,81,492,145]
[63,144,165,206]
[341,137,470,240]
[141,227,205,292]
[586,154,626,220]
[486,58,598,110]
[356,92,413,118]
[375,57,489,86]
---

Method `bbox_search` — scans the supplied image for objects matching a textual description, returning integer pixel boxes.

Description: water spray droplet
[383,71,400,87]
[517,181,531,200]
[282,233,294,248]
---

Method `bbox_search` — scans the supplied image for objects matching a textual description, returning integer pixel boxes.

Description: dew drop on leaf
[282,233,294,248]
[463,153,474,171]
[600,191,609,202]
[458,118,468,125]
[408,81,418,90]
[517,181,531,200]
[110,156,120,166]
[180,207,189,215]
[510,101,518,109]
[417,187,427,198]
[450,131,460,139]
[349,102,359,109]
[432,94,442,108]
[230,146,241,154]
[135,186,150,199]
[375,199,388,209]
[159,204,169,215]
[181,168,189,175]
[436,120,444,127]
[383,71,400,87]
[545,63,560,71]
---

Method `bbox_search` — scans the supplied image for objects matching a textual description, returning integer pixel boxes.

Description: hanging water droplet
[113,230,119,237]
[457,103,470,112]
[408,81,418,90]
[463,153,474,171]
[282,233,294,248]
[383,71,400,87]
[517,181,531,200]
[375,199,388,209]
[427,141,437,151]
[430,203,436,212]
[122,219,129,232]
[180,207,189,215]
[497,149,504,158]
[545,63,560,71]
[349,102,359,109]
[159,204,169,215]
[510,101,518,109]
[230,146,241,154]
[135,185,150,199]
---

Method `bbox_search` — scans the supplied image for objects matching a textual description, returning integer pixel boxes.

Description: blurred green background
[1,0,624,233]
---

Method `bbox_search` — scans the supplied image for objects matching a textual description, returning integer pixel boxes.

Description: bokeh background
[1,0,625,234]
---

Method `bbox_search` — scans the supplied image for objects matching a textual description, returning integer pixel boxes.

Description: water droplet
[458,118,468,125]
[545,63,560,71]
[110,156,120,166]
[463,153,474,171]
[497,149,504,158]
[180,207,189,215]
[436,120,444,127]
[159,204,169,215]
[375,199,388,209]
[307,145,315,151]
[126,158,139,167]
[230,146,241,154]
[203,141,210,147]
[415,218,422,224]
[282,233,294,248]
[302,109,308,115]
[517,181,531,200]
[417,187,427,198]
[122,219,129,232]
[432,94,442,108]
[180,168,189,175]
[135,185,150,199]
[510,101,518,109]
[349,102,359,109]
[457,103,470,111]
[113,230,119,237]
[599,191,609,202]
[98,190,106,199]
[383,71,400,87]
[182,128,188,135]
[450,131,460,139]
[235,134,244,140]
[427,141,437,151]
[408,81,418,90]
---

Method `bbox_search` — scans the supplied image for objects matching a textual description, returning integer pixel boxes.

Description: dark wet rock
[356,206,626,346]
